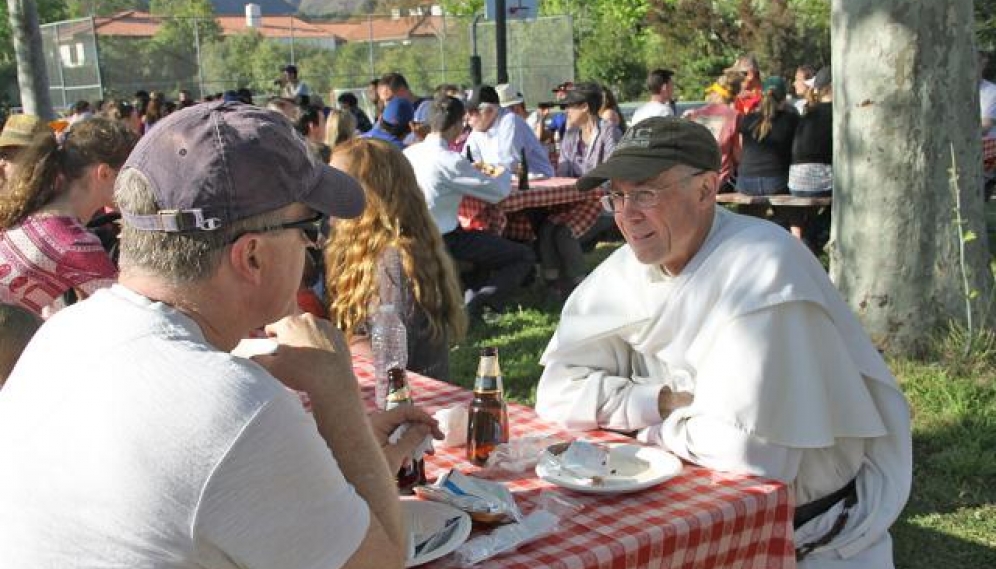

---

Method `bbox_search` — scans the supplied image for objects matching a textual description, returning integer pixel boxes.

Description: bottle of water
[371,247,408,409]
[372,303,408,409]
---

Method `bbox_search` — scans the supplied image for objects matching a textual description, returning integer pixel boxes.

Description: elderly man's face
[470,103,499,132]
[610,167,716,274]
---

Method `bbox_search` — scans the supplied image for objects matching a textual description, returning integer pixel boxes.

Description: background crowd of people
[0,56,843,386]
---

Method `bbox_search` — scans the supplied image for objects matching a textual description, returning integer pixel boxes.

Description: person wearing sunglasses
[535,117,912,568]
[0,102,435,569]
[0,114,47,192]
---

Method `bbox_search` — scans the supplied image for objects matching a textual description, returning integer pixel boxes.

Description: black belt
[793,478,858,529]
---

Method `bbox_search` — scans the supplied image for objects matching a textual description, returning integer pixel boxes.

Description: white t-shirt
[0,284,369,569]
[630,100,674,126]
[980,79,996,135]
[404,133,512,234]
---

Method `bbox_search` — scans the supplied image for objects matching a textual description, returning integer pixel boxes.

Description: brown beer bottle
[467,347,510,466]
[385,367,426,493]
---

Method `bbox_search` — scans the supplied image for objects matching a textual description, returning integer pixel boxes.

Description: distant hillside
[210,0,371,16]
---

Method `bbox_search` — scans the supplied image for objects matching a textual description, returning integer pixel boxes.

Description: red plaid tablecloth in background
[352,357,797,569]
[984,137,996,171]
[458,177,603,241]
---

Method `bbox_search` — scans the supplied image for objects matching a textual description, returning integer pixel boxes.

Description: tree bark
[6,0,53,118]
[830,0,994,355]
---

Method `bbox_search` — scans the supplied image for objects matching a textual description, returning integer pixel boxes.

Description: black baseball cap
[466,85,500,110]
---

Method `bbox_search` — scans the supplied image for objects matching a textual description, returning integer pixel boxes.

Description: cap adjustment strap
[121,208,223,232]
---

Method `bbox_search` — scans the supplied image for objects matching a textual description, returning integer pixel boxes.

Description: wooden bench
[716,193,832,207]
[716,192,832,241]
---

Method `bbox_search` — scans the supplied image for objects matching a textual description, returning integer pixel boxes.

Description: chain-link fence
[40,17,104,108]
[42,12,574,110]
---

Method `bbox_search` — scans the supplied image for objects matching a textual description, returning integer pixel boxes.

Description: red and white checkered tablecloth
[984,137,996,170]
[458,177,603,241]
[352,357,796,569]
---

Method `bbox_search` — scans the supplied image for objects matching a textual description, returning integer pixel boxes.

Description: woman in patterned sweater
[0,117,137,317]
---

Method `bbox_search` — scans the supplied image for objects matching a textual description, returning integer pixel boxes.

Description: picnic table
[352,356,797,569]
[458,177,602,241]
[716,192,831,241]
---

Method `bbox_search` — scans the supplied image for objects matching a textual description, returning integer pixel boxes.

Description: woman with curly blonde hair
[327,137,466,381]
[0,117,137,316]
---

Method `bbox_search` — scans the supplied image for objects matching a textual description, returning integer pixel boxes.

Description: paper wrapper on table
[416,469,521,523]
[483,435,565,473]
[452,493,582,566]
[433,404,468,447]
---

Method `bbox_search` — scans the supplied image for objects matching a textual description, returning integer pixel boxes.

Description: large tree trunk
[6,0,53,118]
[830,0,994,356]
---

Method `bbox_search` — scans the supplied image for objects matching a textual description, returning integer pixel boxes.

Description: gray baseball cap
[120,101,364,232]
[577,117,721,191]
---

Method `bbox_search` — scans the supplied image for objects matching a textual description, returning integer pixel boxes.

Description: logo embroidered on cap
[617,127,654,150]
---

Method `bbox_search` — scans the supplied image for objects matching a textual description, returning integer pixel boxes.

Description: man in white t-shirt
[280,64,310,100]
[630,69,677,125]
[979,52,996,136]
[535,117,912,568]
[0,102,438,569]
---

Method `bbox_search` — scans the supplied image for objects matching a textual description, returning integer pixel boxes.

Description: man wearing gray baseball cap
[0,102,437,568]
[537,117,912,568]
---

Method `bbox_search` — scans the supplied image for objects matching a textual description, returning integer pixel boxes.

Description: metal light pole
[193,17,205,99]
[495,0,508,83]
[470,14,482,86]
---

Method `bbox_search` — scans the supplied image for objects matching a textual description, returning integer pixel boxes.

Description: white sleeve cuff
[625,383,666,428]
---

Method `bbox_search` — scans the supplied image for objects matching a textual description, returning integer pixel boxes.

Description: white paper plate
[535,441,682,495]
[403,499,472,567]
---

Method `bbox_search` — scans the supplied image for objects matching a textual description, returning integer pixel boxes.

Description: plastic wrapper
[482,435,565,473]
[433,404,468,448]
[415,469,522,524]
[452,493,583,566]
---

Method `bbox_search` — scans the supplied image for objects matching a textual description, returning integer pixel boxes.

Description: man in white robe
[535,117,912,568]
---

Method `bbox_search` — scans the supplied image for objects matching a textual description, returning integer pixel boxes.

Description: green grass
[447,240,996,568]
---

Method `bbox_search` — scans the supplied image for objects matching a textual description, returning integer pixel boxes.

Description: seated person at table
[327,137,467,381]
[362,98,414,150]
[0,102,438,568]
[1,114,48,192]
[535,117,912,568]
[737,76,798,196]
[464,85,555,178]
[540,82,621,299]
[0,303,42,387]
[0,117,137,317]
[405,95,535,319]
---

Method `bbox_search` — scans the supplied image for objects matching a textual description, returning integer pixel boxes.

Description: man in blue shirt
[362,98,413,149]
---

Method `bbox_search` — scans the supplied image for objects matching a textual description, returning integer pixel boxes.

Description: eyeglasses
[600,170,706,213]
[228,213,324,248]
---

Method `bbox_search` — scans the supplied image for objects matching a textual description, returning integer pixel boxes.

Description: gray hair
[114,168,285,282]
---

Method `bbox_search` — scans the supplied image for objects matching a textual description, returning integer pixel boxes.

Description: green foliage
[66,0,138,18]
[577,20,649,101]
[977,0,996,50]
[0,0,70,106]
[438,0,483,18]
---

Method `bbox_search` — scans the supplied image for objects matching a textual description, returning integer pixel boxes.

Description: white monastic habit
[537,208,912,568]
